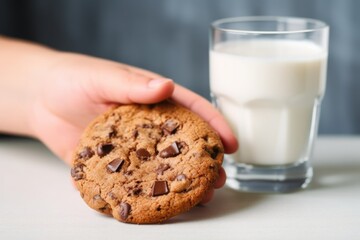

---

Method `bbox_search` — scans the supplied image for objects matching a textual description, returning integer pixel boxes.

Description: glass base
[224,157,313,193]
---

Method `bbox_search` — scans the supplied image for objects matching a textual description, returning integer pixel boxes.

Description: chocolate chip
[97,143,114,157]
[108,126,117,138]
[133,188,142,196]
[156,163,170,175]
[70,169,83,181]
[125,170,133,176]
[119,202,131,220]
[151,181,169,197]
[213,146,221,159]
[79,147,94,160]
[70,164,85,181]
[106,158,125,173]
[162,119,179,135]
[132,129,138,139]
[136,148,151,160]
[107,192,117,200]
[176,174,187,181]
[159,142,180,158]
[206,145,221,159]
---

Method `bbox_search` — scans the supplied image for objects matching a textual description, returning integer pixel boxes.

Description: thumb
[89,68,175,104]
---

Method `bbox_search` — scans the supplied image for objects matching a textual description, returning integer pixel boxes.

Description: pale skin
[0,36,238,204]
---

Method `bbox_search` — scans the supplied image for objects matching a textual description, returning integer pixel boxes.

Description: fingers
[200,189,214,205]
[67,55,175,105]
[171,84,238,154]
[214,167,226,189]
[200,167,226,204]
[88,71,175,104]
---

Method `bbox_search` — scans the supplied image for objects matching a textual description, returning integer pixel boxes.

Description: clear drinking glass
[210,16,329,192]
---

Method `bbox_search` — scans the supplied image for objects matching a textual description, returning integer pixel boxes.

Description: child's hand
[0,37,238,203]
[30,52,237,163]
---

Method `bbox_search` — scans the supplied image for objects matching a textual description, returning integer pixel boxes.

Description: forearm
[0,36,58,136]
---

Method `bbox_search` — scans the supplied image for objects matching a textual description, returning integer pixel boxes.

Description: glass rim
[211,16,329,35]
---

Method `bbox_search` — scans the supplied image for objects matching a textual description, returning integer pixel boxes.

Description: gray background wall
[1,0,359,134]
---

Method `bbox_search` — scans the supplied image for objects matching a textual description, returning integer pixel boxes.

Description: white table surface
[0,136,359,240]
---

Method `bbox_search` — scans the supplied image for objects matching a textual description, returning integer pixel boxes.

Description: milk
[210,40,327,165]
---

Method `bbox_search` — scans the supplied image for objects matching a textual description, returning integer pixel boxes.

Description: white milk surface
[210,40,327,165]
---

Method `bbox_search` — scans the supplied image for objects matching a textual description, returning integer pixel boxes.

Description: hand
[30,52,238,160]
[0,37,238,203]
[29,52,238,203]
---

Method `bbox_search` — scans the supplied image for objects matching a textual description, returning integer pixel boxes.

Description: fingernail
[148,78,173,89]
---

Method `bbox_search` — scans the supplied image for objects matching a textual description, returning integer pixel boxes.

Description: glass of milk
[210,16,329,192]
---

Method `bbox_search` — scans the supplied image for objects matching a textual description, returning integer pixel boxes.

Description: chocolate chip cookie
[71,101,224,224]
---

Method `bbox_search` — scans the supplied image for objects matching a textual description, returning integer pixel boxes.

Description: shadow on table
[167,188,265,224]
[309,163,360,190]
